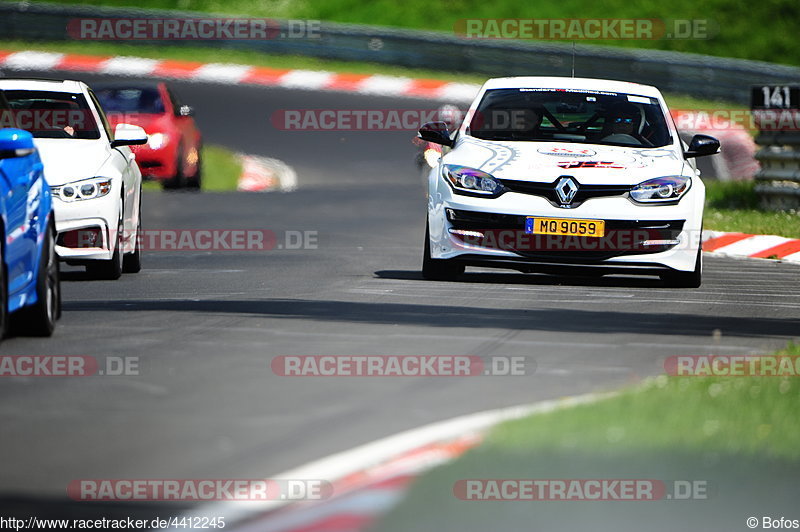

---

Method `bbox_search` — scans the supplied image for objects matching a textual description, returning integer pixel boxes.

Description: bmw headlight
[147,132,168,149]
[443,165,504,196]
[51,177,112,202]
[630,176,690,203]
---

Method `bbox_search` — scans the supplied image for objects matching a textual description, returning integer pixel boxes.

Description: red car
[94,82,202,189]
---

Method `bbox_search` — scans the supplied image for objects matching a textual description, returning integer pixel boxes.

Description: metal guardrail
[751,86,800,210]
[2,2,800,105]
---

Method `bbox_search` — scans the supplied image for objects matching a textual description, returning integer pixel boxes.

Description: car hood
[445,138,688,185]
[33,139,112,186]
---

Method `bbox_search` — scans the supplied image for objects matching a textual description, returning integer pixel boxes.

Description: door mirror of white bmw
[684,134,721,158]
[179,105,195,117]
[111,124,148,148]
[418,121,454,147]
[0,128,36,159]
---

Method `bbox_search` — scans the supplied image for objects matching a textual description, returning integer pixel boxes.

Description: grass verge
[200,144,241,191]
[376,342,800,531]
[704,180,800,238]
[141,143,240,192]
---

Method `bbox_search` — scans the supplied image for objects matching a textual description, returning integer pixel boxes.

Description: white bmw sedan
[419,77,720,287]
[0,79,146,280]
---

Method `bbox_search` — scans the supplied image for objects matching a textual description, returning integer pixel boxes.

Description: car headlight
[51,177,112,202]
[147,132,168,149]
[630,176,691,203]
[443,165,504,196]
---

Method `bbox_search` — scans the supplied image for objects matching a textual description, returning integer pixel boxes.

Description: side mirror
[111,124,148,148]
[179,105,195,117]
[684,134,720,158]
[418,121,454,147]
[0,128,36,159]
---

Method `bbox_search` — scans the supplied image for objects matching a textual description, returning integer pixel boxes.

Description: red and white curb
[0,50,481,102]
[157,393,614,532]
[230,436,480,532]
[237,154,298,192]
[703,230,800,262]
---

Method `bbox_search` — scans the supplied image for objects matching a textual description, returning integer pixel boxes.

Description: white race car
[419,77,719,287]
[0,79,146,280]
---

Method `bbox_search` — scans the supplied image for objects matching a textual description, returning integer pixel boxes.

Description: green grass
[35,0,800,67]
[141,143,241,191]
[704,180,800,238]
[376,342,800,531]
[201,144,241,191]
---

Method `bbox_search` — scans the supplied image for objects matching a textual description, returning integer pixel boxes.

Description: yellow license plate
[525,217,605,237]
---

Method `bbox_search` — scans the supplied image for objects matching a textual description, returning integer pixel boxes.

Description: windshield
[94,87,165,114]
[469,88,672,148]
[2,90,101,139]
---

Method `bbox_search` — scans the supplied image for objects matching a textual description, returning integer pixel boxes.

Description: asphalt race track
[1,71,799,520]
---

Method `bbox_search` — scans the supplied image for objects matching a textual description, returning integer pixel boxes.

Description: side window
[167,87,182,117]
[87,89,114,140]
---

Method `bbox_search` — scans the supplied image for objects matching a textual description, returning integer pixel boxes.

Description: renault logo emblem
[555,176,579,205]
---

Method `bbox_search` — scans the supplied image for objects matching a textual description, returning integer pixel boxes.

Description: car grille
[500,178,630,207]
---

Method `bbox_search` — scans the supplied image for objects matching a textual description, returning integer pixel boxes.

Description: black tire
[661,247,702,288]
[186,148,202,190]
[162,151,185,190]
[11,222,60,337]
[123,202,142,274]
[422,221,465,281]
[87,215,123,280]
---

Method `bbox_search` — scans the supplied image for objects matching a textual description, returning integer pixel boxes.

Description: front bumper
[132,143,177,180]
[428,176,704,273]
[52,193,119,261]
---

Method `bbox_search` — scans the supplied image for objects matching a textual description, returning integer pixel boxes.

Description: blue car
[0,125,61,339]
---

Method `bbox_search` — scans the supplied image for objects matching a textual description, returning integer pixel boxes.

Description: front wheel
[422,221,464,281]
[123,206,142,274]
[661,248,702,288]
[11,222,60,336]
[162,150,185,190]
